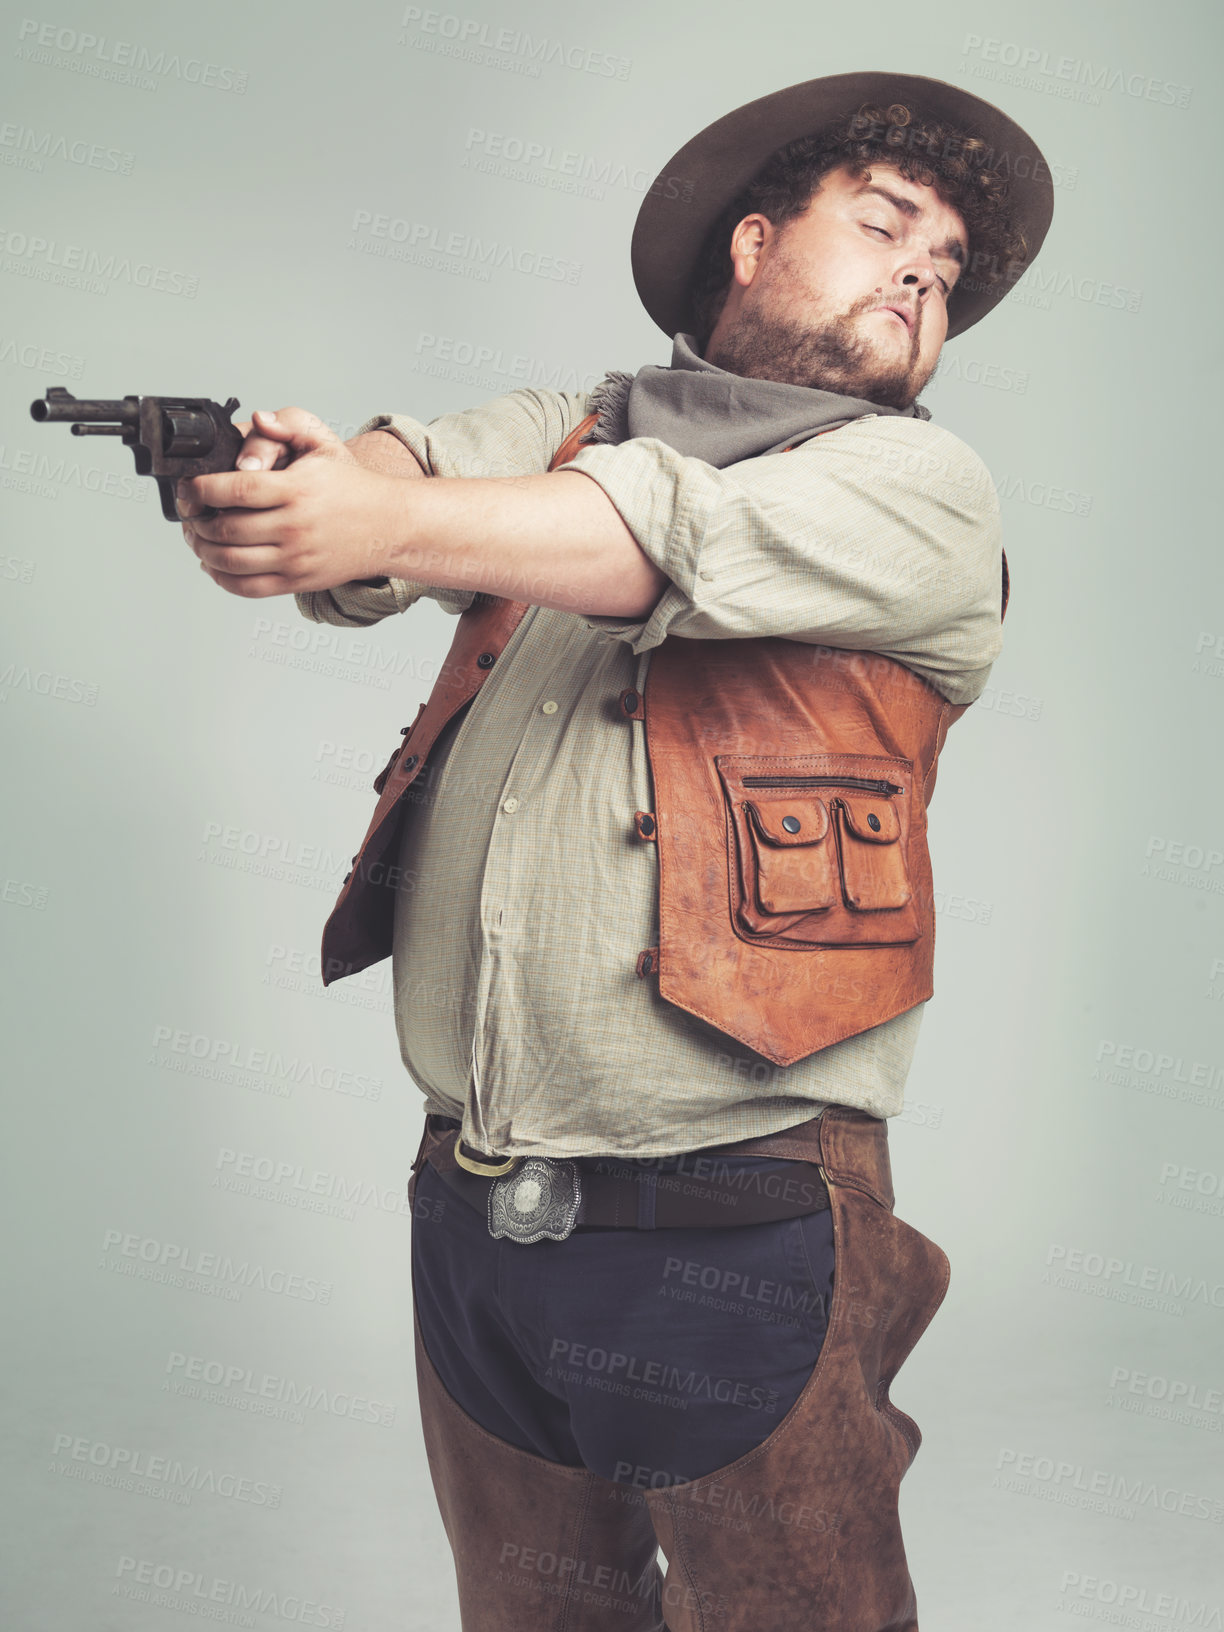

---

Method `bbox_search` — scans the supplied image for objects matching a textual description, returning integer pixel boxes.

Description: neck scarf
[586,331,931,469]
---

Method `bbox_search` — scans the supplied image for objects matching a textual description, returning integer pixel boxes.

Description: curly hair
[688,102,1029,349]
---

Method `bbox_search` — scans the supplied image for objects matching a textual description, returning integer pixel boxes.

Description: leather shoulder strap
[550,410,599,471]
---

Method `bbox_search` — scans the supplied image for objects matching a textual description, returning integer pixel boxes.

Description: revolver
[29,387,245,521]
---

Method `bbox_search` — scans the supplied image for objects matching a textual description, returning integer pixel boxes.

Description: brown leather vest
[319,412,1008,1067]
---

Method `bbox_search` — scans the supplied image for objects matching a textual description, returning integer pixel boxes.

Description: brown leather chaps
[407,1106,950,1631]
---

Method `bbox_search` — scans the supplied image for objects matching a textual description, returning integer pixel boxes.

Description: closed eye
[865,223,952,296]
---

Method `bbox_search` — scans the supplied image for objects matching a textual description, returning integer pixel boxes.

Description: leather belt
[417,1117,829,1242]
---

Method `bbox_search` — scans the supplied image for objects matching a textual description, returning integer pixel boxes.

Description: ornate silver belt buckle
[488,1157,582,1244]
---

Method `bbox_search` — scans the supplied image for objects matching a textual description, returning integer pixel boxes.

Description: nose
[897,245,943,305]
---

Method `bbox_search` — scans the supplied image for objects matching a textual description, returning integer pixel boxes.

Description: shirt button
[698,569,713,581]
[541,700,558,714]
[502,797,519,814]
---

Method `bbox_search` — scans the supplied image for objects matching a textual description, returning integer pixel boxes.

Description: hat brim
[631,71,1055,341]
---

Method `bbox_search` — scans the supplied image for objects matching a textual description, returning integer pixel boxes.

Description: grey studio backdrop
[1,0,1220,1627]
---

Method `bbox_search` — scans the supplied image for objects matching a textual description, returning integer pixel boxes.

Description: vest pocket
[744,796,839,915]
[717,754,921,948]
[836,795,912,911]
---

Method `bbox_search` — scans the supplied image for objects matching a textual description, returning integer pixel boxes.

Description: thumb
[236,406,343,471]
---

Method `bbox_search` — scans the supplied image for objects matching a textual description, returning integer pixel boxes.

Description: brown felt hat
[631,71,1055,341]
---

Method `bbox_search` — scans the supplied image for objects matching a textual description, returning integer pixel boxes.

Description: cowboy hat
[631,71,1055,340]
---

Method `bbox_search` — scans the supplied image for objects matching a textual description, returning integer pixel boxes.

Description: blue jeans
[411,1155,836,1488]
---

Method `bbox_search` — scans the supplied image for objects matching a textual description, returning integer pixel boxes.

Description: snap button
[402,754,418,772]
[541,700,558,714]
[476,652,495,668]
[502,797,519,813]
[867,812,881,832]
[782,815,801,834]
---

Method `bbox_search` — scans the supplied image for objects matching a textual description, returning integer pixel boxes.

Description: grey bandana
[586,331,931,468]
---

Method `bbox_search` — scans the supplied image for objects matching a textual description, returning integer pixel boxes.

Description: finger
[201,563,292,599]
[180,468,283,514]
[246,407,342,465]
[195,541,286,576]
[235,411,297,473]
[188,506,283,548]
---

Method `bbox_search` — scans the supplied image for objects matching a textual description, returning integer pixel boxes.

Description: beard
[705,271,928,409]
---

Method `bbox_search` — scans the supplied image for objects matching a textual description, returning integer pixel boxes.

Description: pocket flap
[839,796,901,844]
[746,797,830,846]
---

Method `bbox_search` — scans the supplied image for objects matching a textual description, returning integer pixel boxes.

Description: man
[177,72,1053,1632]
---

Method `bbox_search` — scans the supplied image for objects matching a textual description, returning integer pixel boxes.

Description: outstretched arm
[177,406,668,619]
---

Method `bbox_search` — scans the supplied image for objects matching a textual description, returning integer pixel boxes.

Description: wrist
[370,468,438,583]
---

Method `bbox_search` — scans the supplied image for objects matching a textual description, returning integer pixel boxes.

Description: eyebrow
[857,182,968,267]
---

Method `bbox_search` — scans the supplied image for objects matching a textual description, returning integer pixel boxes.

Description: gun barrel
[29,391,137,425]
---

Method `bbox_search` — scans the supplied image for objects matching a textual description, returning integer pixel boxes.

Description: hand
[178,406,405,597]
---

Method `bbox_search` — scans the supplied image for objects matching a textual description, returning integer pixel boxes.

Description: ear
[727,213,772,290]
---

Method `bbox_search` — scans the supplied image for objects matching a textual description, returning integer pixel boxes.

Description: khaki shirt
[296,386,1003,1158]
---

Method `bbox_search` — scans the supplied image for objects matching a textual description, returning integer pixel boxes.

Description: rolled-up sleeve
[295,387,590,629]
[562,416,1005,706]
